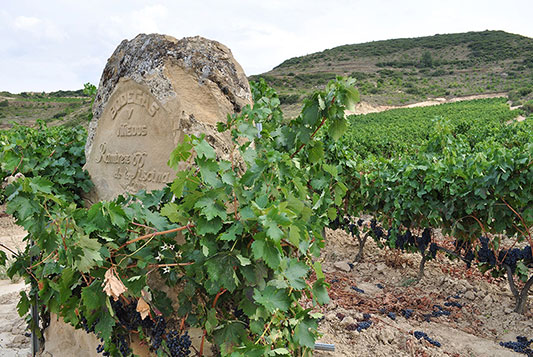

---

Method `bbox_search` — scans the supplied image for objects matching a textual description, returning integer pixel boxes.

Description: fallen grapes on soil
[499,336,533,356]
[413,331,441,347]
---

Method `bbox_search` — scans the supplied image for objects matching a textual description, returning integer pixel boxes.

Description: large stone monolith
[42,33,251,357]
[84,33,251,202]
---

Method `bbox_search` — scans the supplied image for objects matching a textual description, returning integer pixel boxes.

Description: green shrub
[279,93,301,105]
[522,100,533,115]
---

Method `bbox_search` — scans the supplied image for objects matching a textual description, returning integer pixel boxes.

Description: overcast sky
[1,0,532,93]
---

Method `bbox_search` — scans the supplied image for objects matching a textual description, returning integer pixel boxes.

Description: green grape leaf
[81,281,105,312]
[293,318,317,348]
[16,291,30,317]
[195,139,216,160]
[329,117,347,141]
[312,279,330,305]
[94,311,115,341]
[253,286,290,312]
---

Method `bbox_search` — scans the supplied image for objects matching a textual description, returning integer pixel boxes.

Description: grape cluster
[96,341,106,355]
[464,250,475,268]
[444,301,463,308]
[350,286,365,294]
[356,321,372,332]
[151,316,167,350]
[387,312,396,320]
[166,331,192,357]
[357,313,372,332]
[413,331,441,347]
[499,336,533,356]
[116,334,131,356]
[111,299,154,332]
[401,309,413,319]
[476,237,532,272]
[498,246,533,273]
[370,219,384,239]
[345,313,373,332]
[329,216,364,236]
[430,305,451,318]
[477,237,497,266]
[80,316,98,334]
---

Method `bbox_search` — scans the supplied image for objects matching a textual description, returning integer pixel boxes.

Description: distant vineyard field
[342,98,529,158]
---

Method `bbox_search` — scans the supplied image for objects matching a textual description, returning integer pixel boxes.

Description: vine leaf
[195,138,216,159]
[329,117,347,141]
[136,297,150,320]
[253,286,290,312]
[75,235,103,273]
[95,311,115,341]
[284,259,308,289]
[102,267,127,301]
[16,291,30,317]
[293,318,317,348]
[81,281,105,311]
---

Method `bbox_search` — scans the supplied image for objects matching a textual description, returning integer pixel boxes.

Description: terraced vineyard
[341,97,529,158]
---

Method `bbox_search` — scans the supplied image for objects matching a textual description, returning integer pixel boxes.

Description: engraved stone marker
[84,34,252,202]
[43,34,250,357]
[85,79,177,200]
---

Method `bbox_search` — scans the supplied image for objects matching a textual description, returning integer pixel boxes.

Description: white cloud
[0,0,532,92]
[12,15,67,41]
[130,4,168,34]
[13,16,41,30]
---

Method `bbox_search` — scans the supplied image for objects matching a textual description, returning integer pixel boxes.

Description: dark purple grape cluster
[416,228,431,253]
[499,336,533,356]
[356,321,372,332]
[376,283,384,289]
[111,299,154,332]
[370,219,384,239]
[350,286,365,294]
[96,342,105,354]
[477,236,497,266]
[355,313,372,332]
[498,246,533,273]
[413,331,441,347]
[431,305,451,318]
[464,249,475,268]
[387,312,396,320]
[401,309,413,319]
[116,334,131,356]
[444,301,463,308]
[80,315,98,333]
[151,316,167,350]
[165,331,192,357]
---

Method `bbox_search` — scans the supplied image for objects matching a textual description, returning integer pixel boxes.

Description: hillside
[0,89,92,129]
[250,30,533,112]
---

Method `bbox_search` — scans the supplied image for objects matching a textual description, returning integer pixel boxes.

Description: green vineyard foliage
[1,78,358,356]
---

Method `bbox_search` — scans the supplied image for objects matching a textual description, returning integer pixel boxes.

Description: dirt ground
[1,206,532,356]
[345,92,508,116]
[0,208,31,357]
[313,226,533,357]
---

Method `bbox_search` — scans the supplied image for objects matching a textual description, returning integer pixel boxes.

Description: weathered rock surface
[0,281,30,357]
[84,34,252,202]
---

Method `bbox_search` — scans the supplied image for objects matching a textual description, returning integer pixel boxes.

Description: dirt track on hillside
[346,92,508,115]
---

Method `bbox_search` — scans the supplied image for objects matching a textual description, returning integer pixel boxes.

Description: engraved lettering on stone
[109,90,160,120]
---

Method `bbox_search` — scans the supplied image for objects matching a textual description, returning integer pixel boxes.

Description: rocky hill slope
[251,30,533,110]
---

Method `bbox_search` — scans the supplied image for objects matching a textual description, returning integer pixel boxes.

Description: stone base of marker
[40,33,251,356]
[41,314,212,356]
